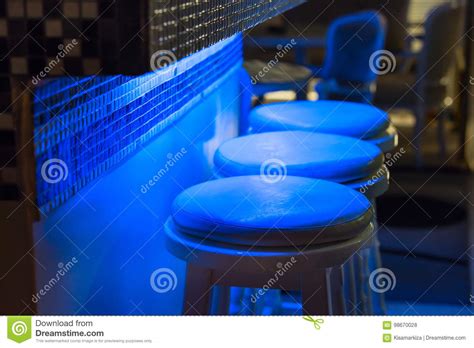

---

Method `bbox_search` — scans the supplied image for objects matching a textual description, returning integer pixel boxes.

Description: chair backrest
[417,3,466,85]
[321,11,386,84]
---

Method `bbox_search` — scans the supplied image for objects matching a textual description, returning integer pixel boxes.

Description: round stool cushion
[214,131,383,183]
[172,176,372,247]
[249,100,390,139]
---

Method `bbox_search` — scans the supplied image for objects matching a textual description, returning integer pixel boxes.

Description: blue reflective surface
[34,35,243,214]
[33,68,240,315]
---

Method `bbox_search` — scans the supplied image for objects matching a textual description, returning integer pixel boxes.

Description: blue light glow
[33,35,243,214]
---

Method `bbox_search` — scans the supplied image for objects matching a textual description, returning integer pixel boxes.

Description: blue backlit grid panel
[149,0,305,58]
[34,35,243,213]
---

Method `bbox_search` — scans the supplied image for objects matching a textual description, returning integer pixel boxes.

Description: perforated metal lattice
[34,35,243,214]
[149,0,305,58]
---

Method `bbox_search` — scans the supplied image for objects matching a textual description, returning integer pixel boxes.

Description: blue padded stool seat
[172,176,373,248]
[213,132,388,315]
[214,131,384,184]
[249,100,390,141]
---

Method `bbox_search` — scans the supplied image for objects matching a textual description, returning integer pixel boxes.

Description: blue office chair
[244,11,386,103]
[314,11,386,102]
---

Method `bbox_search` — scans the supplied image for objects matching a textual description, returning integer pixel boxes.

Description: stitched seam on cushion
[252,108,389,138]
[169,220,371,249]
[216,157,382,183]
[215,151,384,182]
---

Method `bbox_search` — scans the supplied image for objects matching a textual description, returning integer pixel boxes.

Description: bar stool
[165,176,374,315]
[248,100,398,153]
[246,100,398,313]
[214,131,386,188]
[214,131,388,314]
